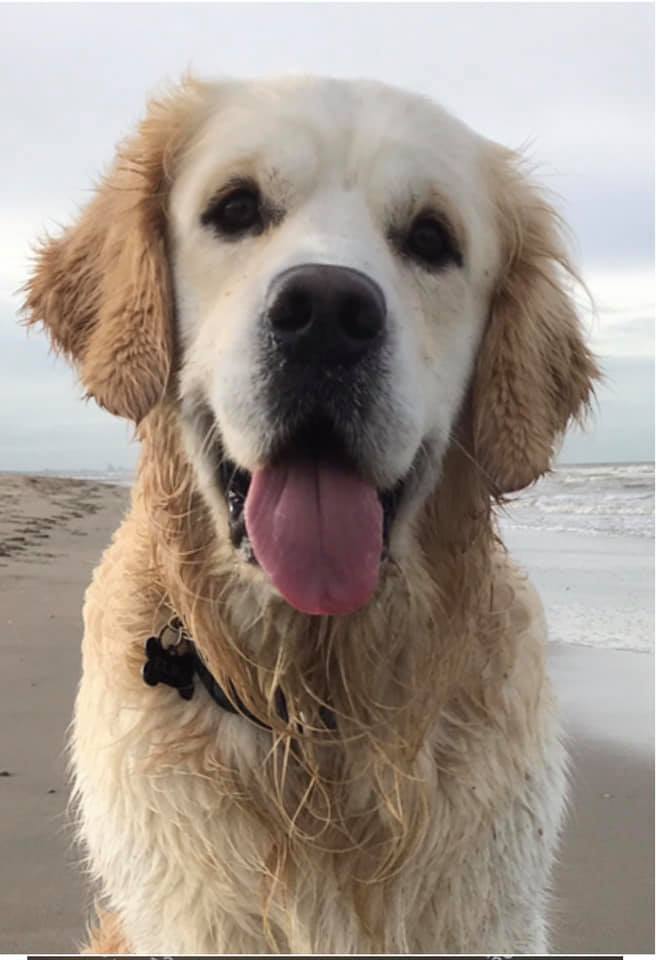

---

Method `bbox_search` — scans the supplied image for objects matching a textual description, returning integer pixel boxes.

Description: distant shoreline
[1,458,653,478]
[558,459,654,468]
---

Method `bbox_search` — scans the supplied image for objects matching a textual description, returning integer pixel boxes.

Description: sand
[0,473,653,954]
[503,525,654,954]
[503,524,654,653]
[0,474,129,954]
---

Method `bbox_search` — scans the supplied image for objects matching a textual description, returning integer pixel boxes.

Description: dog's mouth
[218,417,407,617]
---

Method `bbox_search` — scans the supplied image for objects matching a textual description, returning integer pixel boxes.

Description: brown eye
[201,185,262,237]
[405,215,462,268]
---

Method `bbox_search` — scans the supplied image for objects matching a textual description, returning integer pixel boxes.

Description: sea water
[502,462,654,539]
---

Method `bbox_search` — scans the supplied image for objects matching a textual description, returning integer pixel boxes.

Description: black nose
[267,265,386,366]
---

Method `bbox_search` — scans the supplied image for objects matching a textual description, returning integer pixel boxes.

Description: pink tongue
[244,459,382,616]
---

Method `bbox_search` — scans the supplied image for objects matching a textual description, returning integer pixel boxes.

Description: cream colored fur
[24,75,598,954]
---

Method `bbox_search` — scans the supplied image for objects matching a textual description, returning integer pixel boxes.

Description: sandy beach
[0,473,653,954]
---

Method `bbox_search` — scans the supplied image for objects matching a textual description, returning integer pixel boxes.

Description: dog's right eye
[201,185,262,238]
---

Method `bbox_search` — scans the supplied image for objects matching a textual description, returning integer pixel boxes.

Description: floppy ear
[24,83,201,423]
[471,147,600,495]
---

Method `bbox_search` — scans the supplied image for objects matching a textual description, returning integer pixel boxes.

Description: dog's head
[25,76,598,617]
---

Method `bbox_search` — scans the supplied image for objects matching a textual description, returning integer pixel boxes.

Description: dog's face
[171,78,501,614]
[25,76,598,618]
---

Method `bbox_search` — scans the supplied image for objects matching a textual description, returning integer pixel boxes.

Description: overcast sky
[1,2,653,471]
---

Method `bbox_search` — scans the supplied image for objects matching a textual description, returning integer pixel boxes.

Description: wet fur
[24,77,598,953]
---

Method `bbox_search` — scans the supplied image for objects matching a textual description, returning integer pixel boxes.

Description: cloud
[580,267,655,358]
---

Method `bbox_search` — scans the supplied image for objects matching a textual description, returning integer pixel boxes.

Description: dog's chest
[72,666,566,954]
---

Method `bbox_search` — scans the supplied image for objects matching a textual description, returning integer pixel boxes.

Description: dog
[24,75,598,954]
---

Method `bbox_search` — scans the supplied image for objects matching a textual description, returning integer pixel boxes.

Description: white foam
[503,463,654,538]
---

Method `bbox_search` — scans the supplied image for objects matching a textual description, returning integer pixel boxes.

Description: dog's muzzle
[258,264,390,457]
[193,266,415,618]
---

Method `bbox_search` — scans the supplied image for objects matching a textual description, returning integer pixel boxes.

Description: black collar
[142,617,335,731]
[142,617,283,728]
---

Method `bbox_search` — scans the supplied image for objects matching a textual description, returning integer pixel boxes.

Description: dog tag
[142,634,195,700]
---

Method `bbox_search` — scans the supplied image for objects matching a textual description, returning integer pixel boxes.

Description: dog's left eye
[201,186,262,237]
[405,215,462,269]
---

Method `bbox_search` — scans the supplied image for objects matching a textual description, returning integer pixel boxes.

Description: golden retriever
[25,75,598,954]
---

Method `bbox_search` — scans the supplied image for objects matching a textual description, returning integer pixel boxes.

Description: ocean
[502,461,654,539]
[500,462,654,653]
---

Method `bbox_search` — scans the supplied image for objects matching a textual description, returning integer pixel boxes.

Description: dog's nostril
[272,289,314,334]
[338,293,382,342]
